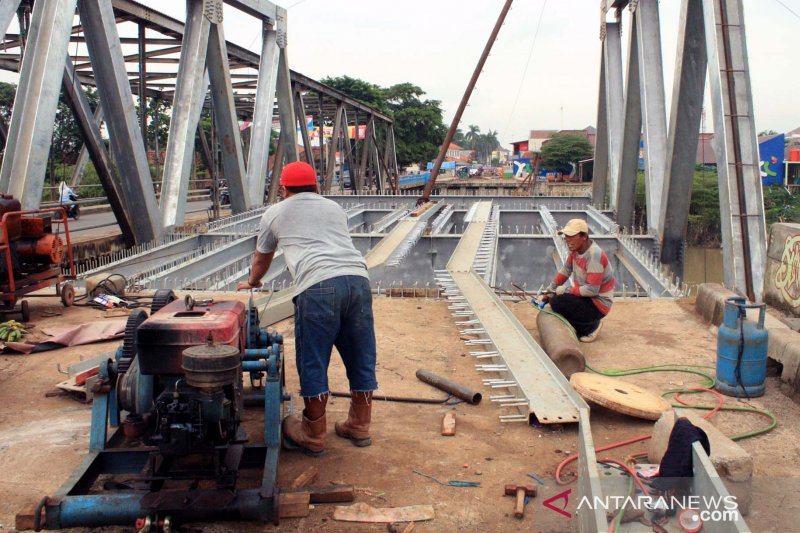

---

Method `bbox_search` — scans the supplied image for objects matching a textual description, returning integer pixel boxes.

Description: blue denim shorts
[293,275,378,397]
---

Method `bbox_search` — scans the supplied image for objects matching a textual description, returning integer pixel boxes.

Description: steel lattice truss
[0,0,398,245]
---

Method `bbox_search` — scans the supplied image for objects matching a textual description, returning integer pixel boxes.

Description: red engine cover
[137,299,246,375]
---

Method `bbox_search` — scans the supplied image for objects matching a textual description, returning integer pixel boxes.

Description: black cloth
[548,293,605,337]
[651,417,711,492]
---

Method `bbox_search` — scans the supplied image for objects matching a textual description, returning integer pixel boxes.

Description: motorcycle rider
[58,182,80,219]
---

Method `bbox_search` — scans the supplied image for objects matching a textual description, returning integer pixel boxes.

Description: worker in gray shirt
[238,161,377,456]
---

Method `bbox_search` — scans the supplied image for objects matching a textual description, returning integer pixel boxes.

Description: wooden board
[333,503,434,523]
[569,372,672,421]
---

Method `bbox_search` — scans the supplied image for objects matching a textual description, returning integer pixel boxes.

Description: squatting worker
[237,161,377,456]
[541,218,614,343]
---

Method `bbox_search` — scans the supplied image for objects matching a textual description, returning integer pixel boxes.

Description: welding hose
[555,385,776,485]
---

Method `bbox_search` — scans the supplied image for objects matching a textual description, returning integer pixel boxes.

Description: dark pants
[549,294,605,338]
[293,275,378,397]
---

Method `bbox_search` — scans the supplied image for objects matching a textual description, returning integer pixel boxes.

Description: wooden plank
[279,491,311,518]
[283,484,355,503]
[15,502,40,531]
[333,503,434,523]
[441,412,456,436]
[289,465,319,488]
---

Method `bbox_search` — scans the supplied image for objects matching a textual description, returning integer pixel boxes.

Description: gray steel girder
[80,0,162,241]
[0,0,78,208]
[160,0,211,228]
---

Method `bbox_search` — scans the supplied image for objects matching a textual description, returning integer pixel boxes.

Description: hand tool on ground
[504,484,537,519]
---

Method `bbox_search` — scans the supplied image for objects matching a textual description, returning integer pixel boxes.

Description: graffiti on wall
[775,235,800,307]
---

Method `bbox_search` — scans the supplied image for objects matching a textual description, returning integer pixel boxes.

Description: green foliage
[384,83,446,166]
[763,185,800,224]
[0,82,15,122]
[142,97,171,151]
[321,75,389,115]
[758,129,778,137]
[322,76,446,167]
[52,87,100,164]
[541,133,593,173]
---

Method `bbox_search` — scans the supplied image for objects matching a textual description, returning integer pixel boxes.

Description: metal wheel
[119,308,148,374]
[150,289,176,315]
[20,300,30,322]
[60,282,75,307]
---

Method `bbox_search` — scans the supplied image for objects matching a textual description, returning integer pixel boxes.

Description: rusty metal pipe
[419,0,515,203]
[536,311,585,378]
[415,369,482,404]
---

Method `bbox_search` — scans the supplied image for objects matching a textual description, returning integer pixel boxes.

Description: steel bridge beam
[661,0,707,272]
[0,0,77,208]
[635,0,669,236]
[207,21,249,213]
[245,20,279,205]
[603,22,624,210]
[616,13,642,230]
[160,0,211,228]
[80,0,162,241]
[703,0,766,302]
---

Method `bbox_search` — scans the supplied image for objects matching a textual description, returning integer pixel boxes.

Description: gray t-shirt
[256,193,368,294]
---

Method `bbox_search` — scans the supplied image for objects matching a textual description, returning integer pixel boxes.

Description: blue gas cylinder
[716,297,768,397]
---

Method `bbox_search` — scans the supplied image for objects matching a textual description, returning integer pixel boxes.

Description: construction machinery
[0,195,76,321]
[32,291,287,530]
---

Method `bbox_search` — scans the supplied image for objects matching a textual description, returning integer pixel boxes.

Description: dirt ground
[1,294,799,532]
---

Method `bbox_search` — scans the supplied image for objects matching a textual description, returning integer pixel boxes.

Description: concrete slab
[648,409,752,515]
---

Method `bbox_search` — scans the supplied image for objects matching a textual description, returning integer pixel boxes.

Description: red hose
[555,388,724,485]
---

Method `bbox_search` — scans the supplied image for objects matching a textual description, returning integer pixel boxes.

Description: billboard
[759,134,784,186]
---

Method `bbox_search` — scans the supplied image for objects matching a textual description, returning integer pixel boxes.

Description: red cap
[280,161,316,187]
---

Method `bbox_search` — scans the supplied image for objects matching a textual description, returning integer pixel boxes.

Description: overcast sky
[4,0,797,149]
[220,0,800,147]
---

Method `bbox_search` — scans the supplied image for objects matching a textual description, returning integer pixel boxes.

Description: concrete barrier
[649,409,752,515]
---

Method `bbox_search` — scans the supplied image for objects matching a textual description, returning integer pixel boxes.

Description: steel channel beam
[80,235,206,280]
[592,50,609,207]
[207,21,249,213]
[274,28,298,163]
[0,0,22,38]
[661,0,707,270]
[371,208,410,234]
[604,22,624,210]
[0,0,77,208]
[70,105,105,187]
[140,236,256,289]
[636,0,669,236]
[62,57,137,247]
[446,201,584,424]
[245,21,279,205]
[703,0,766,302]
[586,205,619,235]
[690,441,750,532]
[80,0,162,241]
[577,408,609,532]
[160,0,211,228]
[616,12,642,231]
[615,236,679,297]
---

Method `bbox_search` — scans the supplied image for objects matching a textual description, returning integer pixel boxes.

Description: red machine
[0,194,76,321]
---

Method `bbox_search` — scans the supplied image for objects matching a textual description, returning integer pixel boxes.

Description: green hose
[533,301,778,439]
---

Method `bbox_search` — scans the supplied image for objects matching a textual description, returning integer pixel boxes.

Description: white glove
[555,285,567,296]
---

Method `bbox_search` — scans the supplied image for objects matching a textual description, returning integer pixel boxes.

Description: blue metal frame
[39,302,286,530]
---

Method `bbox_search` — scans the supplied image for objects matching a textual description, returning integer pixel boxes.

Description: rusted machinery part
[535,311,586,378]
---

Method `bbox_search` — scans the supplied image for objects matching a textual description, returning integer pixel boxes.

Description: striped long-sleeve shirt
[550,241,615,314]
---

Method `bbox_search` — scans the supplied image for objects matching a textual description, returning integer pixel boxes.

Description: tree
[541,133,593,174]
[384,83,446,166]
[0,82,15,123]
[464,124,481,150]
[52,86,100,164]
[320,75,389,115]
[758,129,778,137]
[453,128,465,147]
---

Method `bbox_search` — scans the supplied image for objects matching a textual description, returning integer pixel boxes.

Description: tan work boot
[282,396,327,456]
[335,391,373,447]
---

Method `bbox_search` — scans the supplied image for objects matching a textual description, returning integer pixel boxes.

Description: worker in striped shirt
[541,218,615,343]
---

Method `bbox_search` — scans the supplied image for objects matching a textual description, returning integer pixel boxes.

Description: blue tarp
[427,161,456,170]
